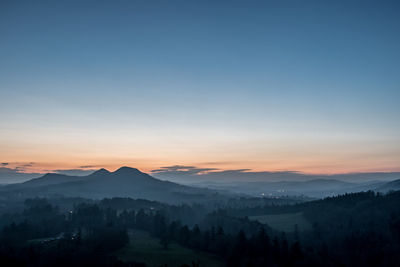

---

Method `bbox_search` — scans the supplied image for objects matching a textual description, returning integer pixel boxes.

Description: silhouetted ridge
[113,166,143,175]
[20,172,82,187]
[41,173,66,178]
[3,165,218,204]
[91,168,110,176]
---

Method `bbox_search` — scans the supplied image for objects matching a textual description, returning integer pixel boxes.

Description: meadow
[116,230,224,267]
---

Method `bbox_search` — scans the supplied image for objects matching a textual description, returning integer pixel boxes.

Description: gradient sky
[1,0,399,175]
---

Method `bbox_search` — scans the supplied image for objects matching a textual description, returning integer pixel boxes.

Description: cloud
[79,165,98,169]
[151,164,400,184]
[15,163,34,170]
[151,165,219,175]
[150,165,310,183]
[22,163,34,167]
[159,165,197,171]
[2,162,37,172]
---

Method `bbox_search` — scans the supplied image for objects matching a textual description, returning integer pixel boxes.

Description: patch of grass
[116,230,224,267]
[250,212,312,232]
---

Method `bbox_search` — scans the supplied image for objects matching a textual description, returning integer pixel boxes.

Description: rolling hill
[190,178,399,198]
[376,178,400,192]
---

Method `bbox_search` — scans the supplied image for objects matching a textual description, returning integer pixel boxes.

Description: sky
[0,0,399,178]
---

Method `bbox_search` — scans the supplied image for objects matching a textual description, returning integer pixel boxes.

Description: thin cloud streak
[151,165,400,183]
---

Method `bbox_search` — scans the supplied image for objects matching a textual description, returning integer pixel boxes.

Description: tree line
[0,191,400,266]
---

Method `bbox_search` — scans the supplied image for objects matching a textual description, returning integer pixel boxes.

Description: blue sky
[0,0,399,174]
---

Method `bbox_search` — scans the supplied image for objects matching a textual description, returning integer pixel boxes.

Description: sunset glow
[1,1,399,178]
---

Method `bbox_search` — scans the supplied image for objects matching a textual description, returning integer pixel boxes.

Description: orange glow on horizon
[2,160,400,175]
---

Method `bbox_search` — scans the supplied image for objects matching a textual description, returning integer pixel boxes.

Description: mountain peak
[92,168,110,175]
[113,166,143,175]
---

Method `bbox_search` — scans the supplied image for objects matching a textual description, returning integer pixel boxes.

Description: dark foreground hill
[0,167,225,204]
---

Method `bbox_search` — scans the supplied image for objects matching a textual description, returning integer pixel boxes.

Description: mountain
[20,173,86,187]
[0,167,42,184]
[0,167,224,204]
[153,170,400,184]
[190,179,388,198]
[2,167,399,202]
[376,179,400,192]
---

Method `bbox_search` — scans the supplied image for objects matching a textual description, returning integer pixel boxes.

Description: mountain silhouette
[20,173,86,187]
[2,167,222,204]
[89,168,111,176]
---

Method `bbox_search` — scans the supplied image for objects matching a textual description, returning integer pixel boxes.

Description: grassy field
[250,212,312,232]
[116,230,224,267]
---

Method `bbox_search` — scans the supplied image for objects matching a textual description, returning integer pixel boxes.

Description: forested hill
[230,190,400,226]
[226,191,400,266]
[0,190,400,266]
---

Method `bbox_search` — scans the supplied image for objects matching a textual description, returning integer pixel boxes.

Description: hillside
[0,167,225,204]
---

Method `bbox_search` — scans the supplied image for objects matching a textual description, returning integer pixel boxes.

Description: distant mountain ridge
[190,178,400,198]
[377,179,400,192]
[1,167,399,201]
[20,173,86,187]
[0,167,225,204]
[153,170,400,184]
